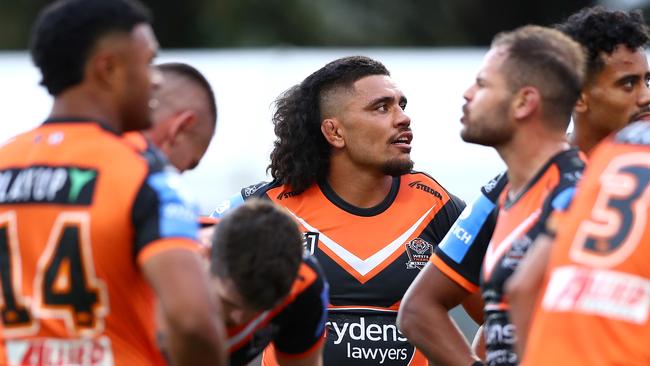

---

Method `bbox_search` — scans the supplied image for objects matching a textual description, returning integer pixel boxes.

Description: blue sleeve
[438,193,497,264]
[210,192,245,219]
[433,171,507,287]
[132,170,200,257]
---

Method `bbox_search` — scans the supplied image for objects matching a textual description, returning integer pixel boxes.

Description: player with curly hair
[213,55,465,366]
[506,6,650,357]
[556,6,650,155]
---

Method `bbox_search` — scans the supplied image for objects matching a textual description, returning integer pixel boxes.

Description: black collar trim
[43,117,119,135]
[504,148,579,209]
[318,176,400,217]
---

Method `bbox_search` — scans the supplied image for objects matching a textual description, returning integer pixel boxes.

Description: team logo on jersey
[276,190,299,200]
[408,181,442,199]
[405,238,432,269]
[303,232,319,255]
[242,181,267,197]
[0,166,97,206]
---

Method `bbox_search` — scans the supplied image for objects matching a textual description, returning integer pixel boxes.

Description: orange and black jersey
[524,122,650,366]
[227,255,328,366]
[213,172,464,366]
[0,119,201,366]
[432,149,585,366]
[431,171,509,293]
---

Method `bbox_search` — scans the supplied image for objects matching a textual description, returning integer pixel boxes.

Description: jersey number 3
[0,211,108,337]
[571,153,650,267]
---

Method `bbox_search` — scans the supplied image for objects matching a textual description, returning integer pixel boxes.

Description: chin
[382,158,414,176]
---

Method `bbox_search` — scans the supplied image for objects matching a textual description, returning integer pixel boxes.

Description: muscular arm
[143,248,228,366]
[462,291,485,324]
[398,263,482,366]
[504,234,553,358]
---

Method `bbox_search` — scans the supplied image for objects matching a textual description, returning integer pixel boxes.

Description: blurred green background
[3,0,648,49]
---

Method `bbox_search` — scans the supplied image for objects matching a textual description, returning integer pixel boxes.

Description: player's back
[0,120,167,365]
[523,122,650,365]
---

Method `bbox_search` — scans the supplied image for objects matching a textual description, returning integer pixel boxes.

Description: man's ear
[574,92,588,113]
[167,110,196,145]
[321,118,345,148]
[512,87,540,120]
[89,36,129,90]
[89,50,120,90]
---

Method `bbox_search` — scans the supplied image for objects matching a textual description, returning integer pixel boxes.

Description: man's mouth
[391,131,413,146]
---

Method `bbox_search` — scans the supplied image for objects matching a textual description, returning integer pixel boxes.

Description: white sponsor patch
[543,265,650,324]
[6,337,114,366]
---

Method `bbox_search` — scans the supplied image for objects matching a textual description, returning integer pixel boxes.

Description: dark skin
[51,24,227,366]
[398,263,484,365]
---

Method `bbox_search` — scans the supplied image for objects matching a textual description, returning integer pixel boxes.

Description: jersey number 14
[0,211,108,337]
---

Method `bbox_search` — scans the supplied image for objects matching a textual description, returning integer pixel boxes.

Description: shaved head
[151,66,215,135]
[319,84,354,119]
[146,62,217,172]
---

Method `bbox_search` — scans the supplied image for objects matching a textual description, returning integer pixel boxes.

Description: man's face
[212,276,259,328]
[461,46,516,147]
[581,45,650,137]
[118,23,160,132]
[331,74,413,176]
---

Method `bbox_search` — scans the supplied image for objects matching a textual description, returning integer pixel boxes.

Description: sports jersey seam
[42,118,119,135]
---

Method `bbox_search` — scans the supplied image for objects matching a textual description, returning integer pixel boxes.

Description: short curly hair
[30,0,152,96]
[555,6,650,80]
[268,56,390,193]
[210,199,303,311]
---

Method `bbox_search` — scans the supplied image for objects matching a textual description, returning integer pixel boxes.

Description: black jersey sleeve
[421,192,466,244]
[272,256,329,356]
[210,181,278,218]
[534,149,585,239]
[131,147,200,258]
[432,172,508,290]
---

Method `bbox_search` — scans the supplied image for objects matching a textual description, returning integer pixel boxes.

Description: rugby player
[398,25,586,366]
[0,1,227,365]
[507,7,650,355]
[212,55,465,365]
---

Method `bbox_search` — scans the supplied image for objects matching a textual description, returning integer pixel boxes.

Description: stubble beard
[382,156,414,176]
[461,103,513,147]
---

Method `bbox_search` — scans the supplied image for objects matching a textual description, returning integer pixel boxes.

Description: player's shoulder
[544,149,585,212]
[402,170,454,200]
[614,120,650,146]
[292,254,328,301]
[552,148,586,177]
[211,180,281,218]
[303,254,326,281]
[241,180,281,199]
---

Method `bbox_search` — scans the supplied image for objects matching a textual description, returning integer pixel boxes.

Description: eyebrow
[366,95,408,108]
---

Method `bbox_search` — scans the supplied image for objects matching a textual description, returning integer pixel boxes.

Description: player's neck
[326,161,394,209]
[571,120,608,157]
[498,131,569,196]
[49,86,123,133]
